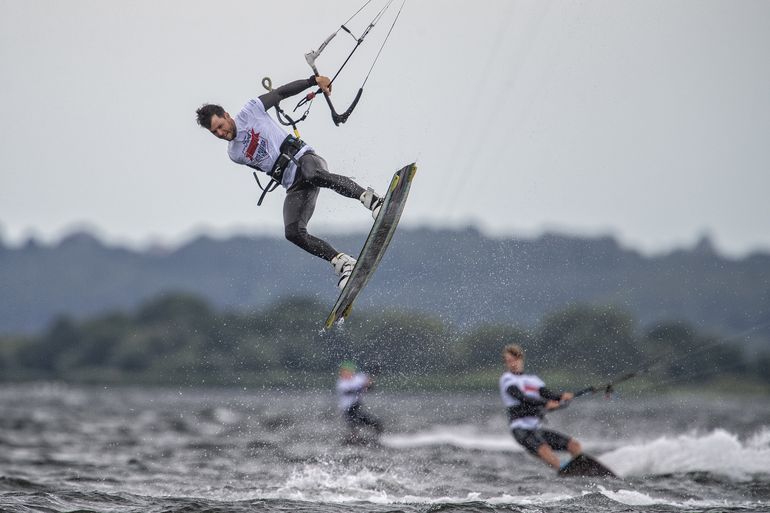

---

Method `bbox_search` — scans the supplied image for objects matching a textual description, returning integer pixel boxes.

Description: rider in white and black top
[499,344,583,470]
[336,361,382,439]
[196,76,383,290]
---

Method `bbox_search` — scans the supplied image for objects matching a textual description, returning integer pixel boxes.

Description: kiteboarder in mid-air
[195,0,415,326]
[195,75,383,290]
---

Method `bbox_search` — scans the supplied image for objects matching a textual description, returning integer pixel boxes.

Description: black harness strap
[252,171,281,206]
[252,134,307,206]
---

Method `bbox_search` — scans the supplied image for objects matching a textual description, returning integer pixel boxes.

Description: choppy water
[1,383,769,512]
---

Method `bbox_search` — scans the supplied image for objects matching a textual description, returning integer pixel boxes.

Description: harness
[507,403,546,424]
[251,134,306,206]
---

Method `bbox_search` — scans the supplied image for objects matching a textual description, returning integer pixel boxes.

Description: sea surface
[0,383,769,513]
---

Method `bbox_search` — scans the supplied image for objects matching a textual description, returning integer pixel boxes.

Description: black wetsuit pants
[283,152,365,261]
[344,402,383,433]
[512,428,571,455]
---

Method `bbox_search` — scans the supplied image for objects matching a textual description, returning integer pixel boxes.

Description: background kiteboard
[558,454,616,477]
[324,163,417,329]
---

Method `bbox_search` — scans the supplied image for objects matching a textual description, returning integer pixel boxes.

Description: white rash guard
[336,373,369,412]
[499,371,548,430]
[227,97,312,188]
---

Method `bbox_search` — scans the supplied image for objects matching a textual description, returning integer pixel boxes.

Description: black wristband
[307,76,317,87]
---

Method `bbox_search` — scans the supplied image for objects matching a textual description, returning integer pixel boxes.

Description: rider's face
[209,113,236,141]
[504,353,524,374]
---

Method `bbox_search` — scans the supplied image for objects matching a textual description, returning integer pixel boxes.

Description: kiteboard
[557,454,616,477]
[324,163,417,329]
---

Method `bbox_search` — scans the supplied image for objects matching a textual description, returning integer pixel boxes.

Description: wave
[382,425,770,480]
[271,463,583,505]
[2,463,764,511]
[264,462,764,509]
[593,487,756,509]
[381,424,522,452]
[601,427,770,480]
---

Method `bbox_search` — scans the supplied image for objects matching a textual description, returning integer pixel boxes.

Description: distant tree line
[0,293,768,390]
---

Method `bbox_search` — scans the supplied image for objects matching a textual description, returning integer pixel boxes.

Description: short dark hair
[196,104,225,129]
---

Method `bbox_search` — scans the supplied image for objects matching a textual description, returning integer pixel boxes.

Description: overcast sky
[1,0,769,257]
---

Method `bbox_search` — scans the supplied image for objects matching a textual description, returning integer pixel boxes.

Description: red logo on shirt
[245,129,260,160]
[523,384,540,394]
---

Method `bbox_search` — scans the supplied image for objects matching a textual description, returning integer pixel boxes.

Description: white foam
[601,427,770,480]
[211,406,240,425]
[598,487,668,506]
[381,425,523,452]
[267,461,578,505]
[748,426,770,450]
[384,426,770,482]
[598,486,756,509]
[273,463,391,503]
[111,427,770,505]
[268,463,587,505]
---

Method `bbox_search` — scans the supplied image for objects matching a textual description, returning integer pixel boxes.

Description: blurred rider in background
[336,360,383,443]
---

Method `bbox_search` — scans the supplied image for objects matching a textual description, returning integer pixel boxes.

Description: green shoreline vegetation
[1,293,768,393]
